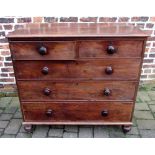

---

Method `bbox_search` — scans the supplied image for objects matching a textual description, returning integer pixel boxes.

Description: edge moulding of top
[7,23,148,39]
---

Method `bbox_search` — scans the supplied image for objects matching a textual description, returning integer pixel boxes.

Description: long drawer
[22,101,133,122]
[14,59,141,80]
[17,81,137,101]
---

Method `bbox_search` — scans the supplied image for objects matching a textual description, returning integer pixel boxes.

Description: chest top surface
[7,23,148,39]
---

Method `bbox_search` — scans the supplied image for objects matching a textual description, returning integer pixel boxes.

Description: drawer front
[10,41,76,60]
[79,40,143,58]
[18,81,137,101]
[15,59,141,80]
[22,102,133,122]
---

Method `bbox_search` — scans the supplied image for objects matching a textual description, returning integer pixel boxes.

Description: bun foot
[24,124,33,133]
[122,125,131,134]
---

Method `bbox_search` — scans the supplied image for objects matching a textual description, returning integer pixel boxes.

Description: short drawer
[15,59,141,80]
[10,41,76,60]
[17,81,137,101]
[22,101,133,122]
[79,40,143,58]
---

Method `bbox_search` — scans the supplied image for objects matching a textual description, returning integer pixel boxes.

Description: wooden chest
[7,23,148,133]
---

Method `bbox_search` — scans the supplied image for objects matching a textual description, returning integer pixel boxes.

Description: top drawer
[79,40,143,58]
[10,39,143,60]
[9,41,76,60]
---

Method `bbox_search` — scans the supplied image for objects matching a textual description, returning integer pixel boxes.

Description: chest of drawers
[7,23,148,133]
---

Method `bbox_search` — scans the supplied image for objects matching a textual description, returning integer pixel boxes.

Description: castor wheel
[122,125,131,134]
[24,124,33,133]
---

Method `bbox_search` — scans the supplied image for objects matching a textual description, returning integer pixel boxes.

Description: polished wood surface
[22,101,133,122]
[79,40,143,58]
[7,23,148,131]
[7,23,148,38]
[10,41,76,60]
[10,40,143,60]
[15,59,141,80]
[17,81,137,101]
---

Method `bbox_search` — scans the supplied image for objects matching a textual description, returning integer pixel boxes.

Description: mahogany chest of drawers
[7,23,148,133]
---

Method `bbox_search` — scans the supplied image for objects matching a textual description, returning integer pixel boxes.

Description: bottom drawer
[22,102,133,123]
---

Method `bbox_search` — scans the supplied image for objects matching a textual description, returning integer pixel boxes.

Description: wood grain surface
[7,23,148,39]
[17,81,137,101]
[22,101,133,122]
[79,40,143,58]
[15,59,141,80]
[10,41,76,60]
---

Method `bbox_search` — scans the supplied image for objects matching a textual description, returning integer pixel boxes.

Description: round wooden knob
[107,45,116,54]
[43,88,51,96]
[103,88,111,96]
[38,46,47,55]
[101,110,109,117]
[105,66,113,74]
[45,109,53,117]
[42,66,49,75]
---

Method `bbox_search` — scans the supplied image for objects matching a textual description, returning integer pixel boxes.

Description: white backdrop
[0,0,154,16]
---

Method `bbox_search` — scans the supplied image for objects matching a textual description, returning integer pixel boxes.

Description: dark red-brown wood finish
[15,59,141,80]
[22,101,133,122]
[7,23,148,38]
[7,23,148,133]
[17,81,137,101]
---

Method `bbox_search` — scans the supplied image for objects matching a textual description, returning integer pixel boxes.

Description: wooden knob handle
[103,88,111,96]
[101,110,108,117]
[42,66,49,75]
[105,66,113,74]
[107,45,116,54]
[38,46,47,55]
[46,109,53,117]
[43,88,51,96]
